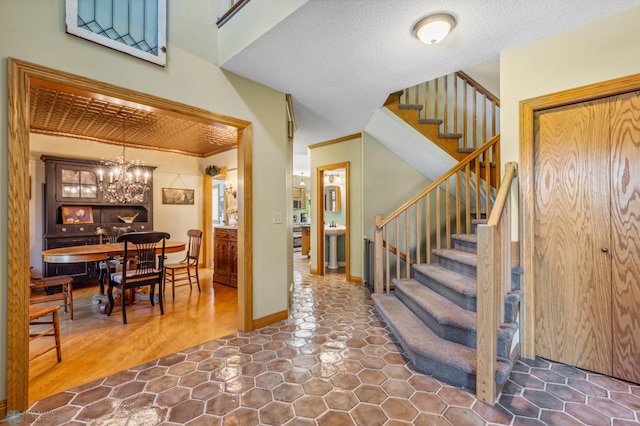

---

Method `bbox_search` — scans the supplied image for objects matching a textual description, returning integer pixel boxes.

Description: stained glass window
[66,0,166,66]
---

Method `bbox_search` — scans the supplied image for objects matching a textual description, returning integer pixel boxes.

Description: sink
[325,224,346,270]
[324,224,346,236]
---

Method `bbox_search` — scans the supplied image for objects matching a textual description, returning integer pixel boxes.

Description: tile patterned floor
[14,262,640,425]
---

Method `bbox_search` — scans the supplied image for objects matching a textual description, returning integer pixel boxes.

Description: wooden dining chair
[29,304,62,363]
[95,226,134,294]
[30,274,74,320]
[107,231,170,324]
[163,229,203,299]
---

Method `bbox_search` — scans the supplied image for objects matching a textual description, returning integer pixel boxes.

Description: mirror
[324,185,341,212]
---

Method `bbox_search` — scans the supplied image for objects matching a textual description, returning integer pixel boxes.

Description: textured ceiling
[221,0,640,162]
[29,82,238,158]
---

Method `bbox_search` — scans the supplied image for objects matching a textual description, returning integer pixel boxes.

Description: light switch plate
[273,213,283,224]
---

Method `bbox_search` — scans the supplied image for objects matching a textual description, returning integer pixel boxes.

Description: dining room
[24,78,243,403]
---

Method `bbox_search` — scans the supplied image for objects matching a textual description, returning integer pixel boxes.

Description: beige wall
[362,133,432,240]
[309,136,363,279]
[501,5,640,167]
[0,0,289,402]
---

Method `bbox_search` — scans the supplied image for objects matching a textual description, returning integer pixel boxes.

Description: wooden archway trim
[7,57,254,410]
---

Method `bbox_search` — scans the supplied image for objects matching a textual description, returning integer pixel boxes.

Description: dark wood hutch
[41,155,156,283]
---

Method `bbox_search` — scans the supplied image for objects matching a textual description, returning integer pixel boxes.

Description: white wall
[0,0,289,402]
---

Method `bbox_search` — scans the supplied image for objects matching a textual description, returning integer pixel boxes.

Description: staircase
[372,231,522,391]
[371,72,519,404]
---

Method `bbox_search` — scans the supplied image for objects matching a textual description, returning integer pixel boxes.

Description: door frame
[315,162,350,277]
[520,72,640,359]
[7,58,254,410]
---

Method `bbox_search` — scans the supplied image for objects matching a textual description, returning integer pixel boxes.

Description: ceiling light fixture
[98,112,151,204]
[413,13,456,45]
[299,172,306,186]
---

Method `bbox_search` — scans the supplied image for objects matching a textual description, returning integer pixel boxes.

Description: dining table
[42,240,186,313]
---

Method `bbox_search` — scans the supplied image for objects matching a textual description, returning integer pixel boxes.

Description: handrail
[486,162,517,226]
[377,134,500,229]
[383,241,416,265]
[394,72,500,154]
[456,71,500,107]
[216,0,251,28]
[373,136,500,294]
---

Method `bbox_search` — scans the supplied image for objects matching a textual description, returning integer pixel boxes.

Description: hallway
[19,256,640,425]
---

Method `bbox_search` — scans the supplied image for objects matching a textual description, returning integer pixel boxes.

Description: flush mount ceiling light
[413,13,456,45]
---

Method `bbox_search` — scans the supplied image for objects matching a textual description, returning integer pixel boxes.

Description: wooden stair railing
[384,71,500,172]
[373,135,500,294]
[476,161,518,404]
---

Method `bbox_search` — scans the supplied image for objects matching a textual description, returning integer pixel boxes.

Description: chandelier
[98,113,151,204]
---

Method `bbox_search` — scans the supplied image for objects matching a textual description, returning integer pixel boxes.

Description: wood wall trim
[308,133,361,150]
[238,126,253,332]
[349,275,363,284]
[519,72,640,359]
[252,309,288,330]
[203,175,213,268]
[6,57,254,409]
[7,57,31,412]
[315,162,350,278]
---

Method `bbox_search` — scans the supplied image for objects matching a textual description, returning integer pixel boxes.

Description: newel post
[374,214,384,294]
[476,223,499,404]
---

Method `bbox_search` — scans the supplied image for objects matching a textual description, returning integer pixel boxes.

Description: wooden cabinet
[213,226,238,288]
[41,155,155,284]
[301,226,311,256]
[293,186,306,209]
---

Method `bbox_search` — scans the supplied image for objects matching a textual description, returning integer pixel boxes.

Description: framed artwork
[65,0,167,66]
[162,188,195,205]
[62,206,94,224]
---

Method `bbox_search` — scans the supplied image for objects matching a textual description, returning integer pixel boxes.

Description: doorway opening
[7,58,254,410]
[315,162,350,277]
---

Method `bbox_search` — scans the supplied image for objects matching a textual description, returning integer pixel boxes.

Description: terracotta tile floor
[16,256,640,425]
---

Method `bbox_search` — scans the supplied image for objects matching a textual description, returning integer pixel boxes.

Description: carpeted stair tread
[419,118,443,125]
[451,234,477,254]
[372,293,512,387]
[412,263,476,311]
[394,279,476,346]
[433,249,477,279]
[398,104,423,110]
[439,132,463,139]
[433,249,477,266]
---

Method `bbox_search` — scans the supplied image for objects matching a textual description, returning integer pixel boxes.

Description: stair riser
[372,293,513,391]
[452,239,477,254]
[395,285,514,358]
[373,307,478,390]
[434,255,476,279]
[413,268,476,311]
[395,286,476,348]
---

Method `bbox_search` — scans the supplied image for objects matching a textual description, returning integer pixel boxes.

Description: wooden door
[610,91,640,383]
[534,98,613,375]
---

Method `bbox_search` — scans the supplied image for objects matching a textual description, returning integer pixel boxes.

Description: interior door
[610,91,640,383]
[534,98,613,375]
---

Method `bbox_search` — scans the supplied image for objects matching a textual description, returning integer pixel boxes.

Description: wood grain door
[610,91,640,383]
[534,98,613,376]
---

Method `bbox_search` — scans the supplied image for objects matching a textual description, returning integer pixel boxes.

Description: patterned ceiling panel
[29,84,237,157]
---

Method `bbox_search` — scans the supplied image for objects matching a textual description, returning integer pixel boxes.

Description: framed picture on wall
[62,206,94,224]
[162,188,194,205]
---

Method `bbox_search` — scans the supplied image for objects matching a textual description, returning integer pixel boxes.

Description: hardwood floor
[28,268,238,403]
